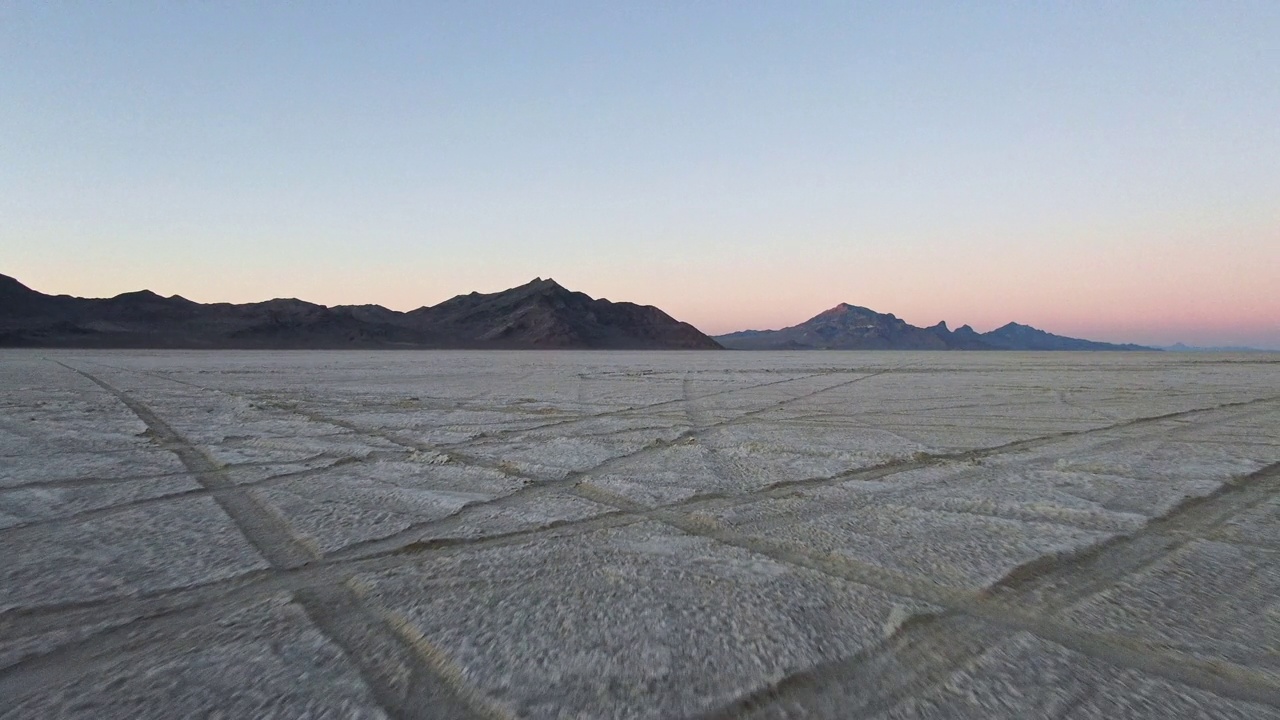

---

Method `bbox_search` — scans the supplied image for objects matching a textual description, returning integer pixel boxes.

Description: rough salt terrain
[0,349,1277,719]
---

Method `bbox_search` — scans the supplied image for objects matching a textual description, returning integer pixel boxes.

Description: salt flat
[0,350,1277,719]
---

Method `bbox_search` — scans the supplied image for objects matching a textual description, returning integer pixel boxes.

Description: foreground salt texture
[0,350,1276,719]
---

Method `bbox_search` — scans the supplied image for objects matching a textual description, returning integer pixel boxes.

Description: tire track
[7,432,1269,700]
[71,361,835,531]
[720,396,1280,538]
[71,360,1096,561]
[16,380,1263,636]
[13,361,1277,716]
[0,508,649,669]
[676,361,924,485]
[89,359,828,454]
[987,455,1280,609]
[20,376,1254,543]
[9,389,1274,647]
[755,393,1278,498]
[0,453,332,492]
[8,396,1278,714]
[680,375,748,492]
[1055,388,1119,422]
[0,455,359,541]
[40,362,498,720]
[695,459,1280,718]
[329,369,895,560]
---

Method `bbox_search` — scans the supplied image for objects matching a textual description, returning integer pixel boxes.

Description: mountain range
[713,303,1154,351]
[1,273,1156,351]
[0,274,720,350]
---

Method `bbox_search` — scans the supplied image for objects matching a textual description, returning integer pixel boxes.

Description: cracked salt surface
[875,632,1279,720]
[0,350,1277,718]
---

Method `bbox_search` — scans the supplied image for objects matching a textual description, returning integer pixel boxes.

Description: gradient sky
[3,3,1278,348]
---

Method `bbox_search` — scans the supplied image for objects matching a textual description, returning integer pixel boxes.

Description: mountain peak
[109,289,167,302]
[996,321,1034,332]
[817,302,879,318]
[524,276,564,289]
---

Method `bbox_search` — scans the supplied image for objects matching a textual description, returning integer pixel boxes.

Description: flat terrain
[1,350,1277,719]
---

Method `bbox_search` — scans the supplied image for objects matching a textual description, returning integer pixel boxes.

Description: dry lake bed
[1,350,1277,719]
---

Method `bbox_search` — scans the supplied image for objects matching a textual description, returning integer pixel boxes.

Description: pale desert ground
[1,350,1277,719]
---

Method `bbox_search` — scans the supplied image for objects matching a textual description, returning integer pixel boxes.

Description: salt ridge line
[70,358,845,505]
[10,358,1280,712]
[79,357,1232,542]
[5,453,1274,707]
[0,510,649,683]
[564,466,1280,709]
[695,460,1280,718]
[0,454,360,540]
[323,370,896,560]
[4,380,1272,624]
[4,379,1273,642]
[38,362,501,720]
[6,375,1206,558]
[83,358,832,450]
[0,452,334,492]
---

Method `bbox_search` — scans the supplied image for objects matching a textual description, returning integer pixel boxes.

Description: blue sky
[3,2,1278,347]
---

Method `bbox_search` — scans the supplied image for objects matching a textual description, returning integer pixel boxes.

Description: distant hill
[0,274,721,350]
[1160,342,1271,353]
[717,304,963,350]
[978,322,1153,351]
[715,304,1155,351]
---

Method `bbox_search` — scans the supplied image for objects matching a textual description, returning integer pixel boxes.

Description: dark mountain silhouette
[406,278,719,349]
[0,274,721,350]
[715,304,1155,351]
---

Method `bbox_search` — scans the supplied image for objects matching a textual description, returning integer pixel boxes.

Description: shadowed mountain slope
[407,278,719,349]
[0,274,721,350]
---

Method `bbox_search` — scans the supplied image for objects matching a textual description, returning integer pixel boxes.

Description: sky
[2,2,1278,348]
